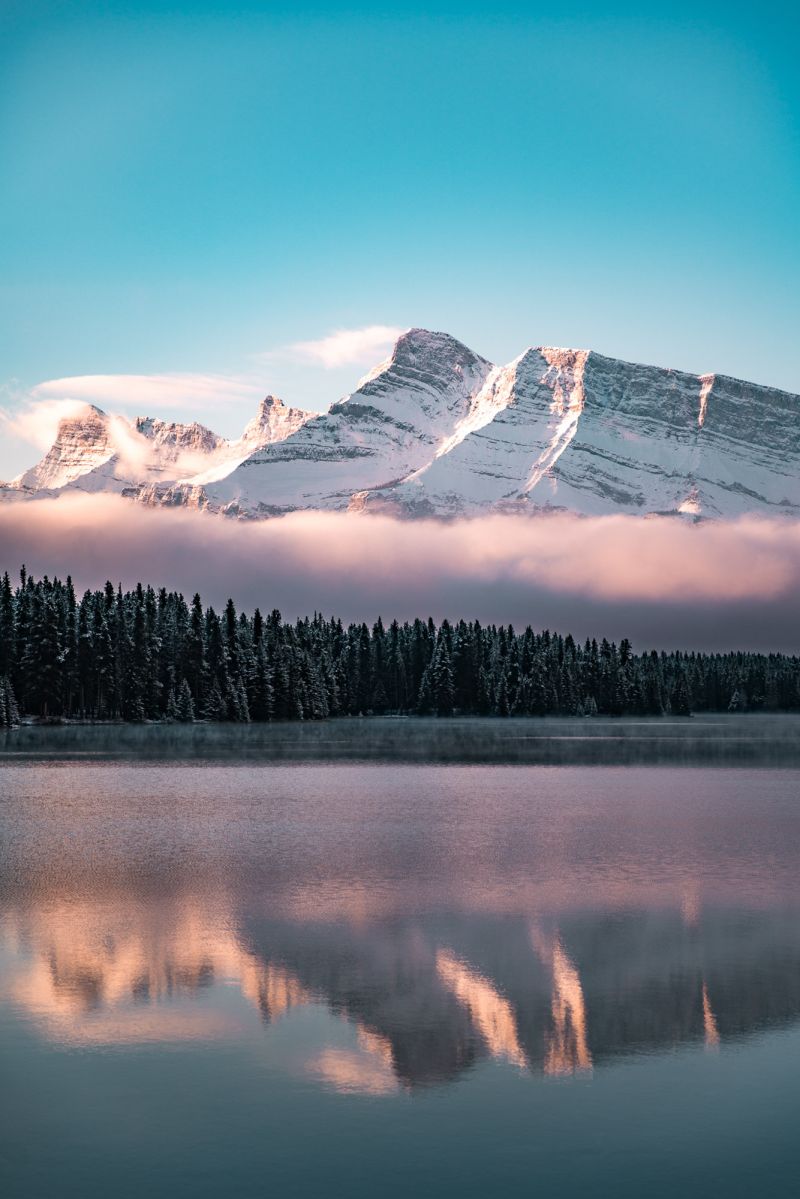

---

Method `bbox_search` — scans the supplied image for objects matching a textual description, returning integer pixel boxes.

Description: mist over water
[4,714,800,766]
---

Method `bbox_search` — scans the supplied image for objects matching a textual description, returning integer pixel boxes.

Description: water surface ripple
[1,719,799,1197]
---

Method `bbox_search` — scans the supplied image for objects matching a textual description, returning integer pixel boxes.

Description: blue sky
[1,0,798,476]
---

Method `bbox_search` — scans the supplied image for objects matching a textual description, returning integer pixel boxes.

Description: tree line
[1,567,798,727]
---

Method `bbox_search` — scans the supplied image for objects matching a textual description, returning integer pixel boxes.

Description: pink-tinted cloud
[0,398,94,453]
[30,373,263,412]
[1,495,799,651]
[285,326,404,369]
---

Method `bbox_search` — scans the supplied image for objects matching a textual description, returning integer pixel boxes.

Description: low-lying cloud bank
[1,494,799,651]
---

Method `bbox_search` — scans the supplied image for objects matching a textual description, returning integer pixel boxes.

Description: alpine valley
[4,329,799,520]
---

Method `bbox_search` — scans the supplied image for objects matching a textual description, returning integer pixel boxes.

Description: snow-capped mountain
[9,405,231,497]
[5,329,799,518]
[4,395,312,499]
[357,346,800,518]
[146,329,494,513]
[13,405,120,491]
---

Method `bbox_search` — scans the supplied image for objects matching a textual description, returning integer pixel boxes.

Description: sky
[1,0,799,480]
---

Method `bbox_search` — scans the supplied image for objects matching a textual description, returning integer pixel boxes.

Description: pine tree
[251,644,274,721]
[24,589,63,718]
[430,641,455,716]
[236,680,251,722]
[0,572,16,682]
[0,676,20,727]
[203,681,227,722]
[495,673,510,717]
[416,664,434,715]
[185,594,206,709]
[672,670,693,716]
[176,678,195,722]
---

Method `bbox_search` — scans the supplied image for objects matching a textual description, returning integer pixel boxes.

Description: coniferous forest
[1,567,799,727]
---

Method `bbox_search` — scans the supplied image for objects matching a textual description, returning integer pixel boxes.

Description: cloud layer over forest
[1,495,799,652]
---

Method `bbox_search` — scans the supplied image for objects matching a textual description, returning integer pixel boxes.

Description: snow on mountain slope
[166,329,494,514]
[528,354,800,517]
[190,395,311,485]
[688,372,800,516]
[528,352,708,515]
[5,394,313,500]
[524,353,800,517]
[355,348,589,515]
[5,331,799,519]
[73,416,230,494]
[358,348,800,518]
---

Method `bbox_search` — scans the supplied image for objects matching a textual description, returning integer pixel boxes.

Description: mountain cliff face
[240,394,311,449]
[10,406,229,496]
[6,330,799,518]
[13,405,117,491]
[357,349,800,518]
[135,416,226,457]
[5,394,313,500]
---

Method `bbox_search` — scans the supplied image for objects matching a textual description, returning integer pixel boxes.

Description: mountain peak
[14,403,116,491]
[239,393,311,448]
[55,402,110,431]
[351,328,493,399]
[257,394,285,415]
[391,327,488,366]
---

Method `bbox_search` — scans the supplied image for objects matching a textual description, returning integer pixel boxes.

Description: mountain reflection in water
[5,899,798,1092]
[3,753,800,1097]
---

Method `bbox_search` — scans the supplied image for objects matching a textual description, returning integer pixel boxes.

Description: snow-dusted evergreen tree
[671,669,693,716]
[250,643,274,721]
[0,572,15,682]
[430,641,455,717]
[236,680,251,722]
[184,594,206,709]
[203,681,227,722]
[0,676,20,727]
[23,588,63,718]
[176,678,195,722]
[416,663,434,715]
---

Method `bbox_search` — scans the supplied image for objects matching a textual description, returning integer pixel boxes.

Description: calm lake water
[2,717,800,1198]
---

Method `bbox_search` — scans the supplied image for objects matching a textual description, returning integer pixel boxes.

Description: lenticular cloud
[1,494,799,651]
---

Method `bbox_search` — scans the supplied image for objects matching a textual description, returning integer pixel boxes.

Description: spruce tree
[203,681,227,722]
[176,678,195,722]
[0,572,16,681]
[251,644,274,721]
[0,676,20,727]
[431,642,455,716]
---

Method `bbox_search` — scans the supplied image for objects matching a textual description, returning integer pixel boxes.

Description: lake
[2,717,800,1197]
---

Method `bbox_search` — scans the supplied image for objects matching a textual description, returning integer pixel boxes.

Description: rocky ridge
[5,395,313,500]
[5,329,799,518]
